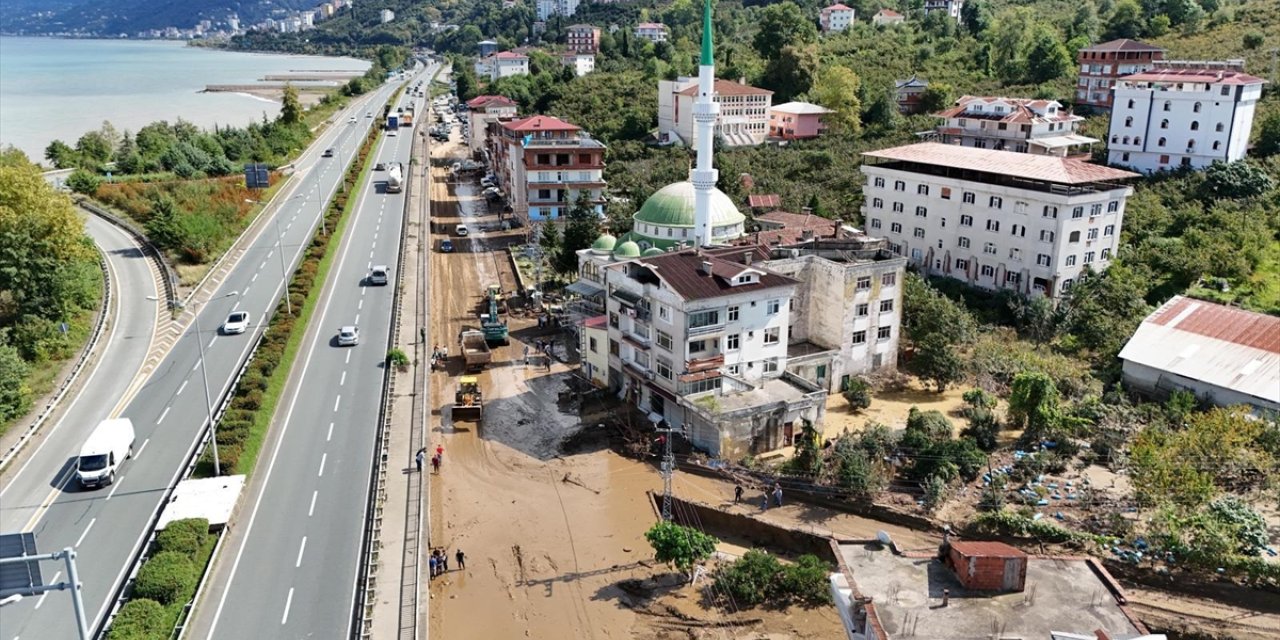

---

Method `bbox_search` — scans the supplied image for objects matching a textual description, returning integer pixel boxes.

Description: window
[1040,230,1055,243]
[856,303,869,317]
[1061,278,1074,292]
[1036,254,1051,267]
[940,217,947,228]
[960,214,974,227]
[891,222,903,233]
[879,299,894,313]
[983,242,997,255]
[913,227,925,238]
[1221,85,1231,96]
[1158,137,1166,147]
[1127,99,1135,109]
[688,310,720,329]
[1072,206,1084,219]
[981,265,995,277]
[1043,206,1057,218]
[1163,101,1171,112]
[1101,248,1112,259]
[954,259,969,270]
[1160,119,1169,129]
[877,326,892,341]
[916,184,929,195]
[894,180,905,191]
[1005,272,1021,284]
[656,330,672,350]
[1190,120,1200,131]
[1009,248,1022,261]
[658,304,671,322]
[958,237,971,248]
[915,206,927,217]
[1104,224,1115,237]
[941,187,952,200]
[1193,101,1202,113]
[1107,201,1119,213]
[725,333,740,350]
[609,339,620,356]
[1090,204,1103,217]
[963,192,975,204]
[727,305,740,322]
[762,359,779,373]
[1123,116,1133,127]
[872,197,883,209]
[656,356,672,380]
[1087,228,1099,240]
[1215,122,1225,132]
[856,276,871,291]
[1160,154,1170,164]
[1069,231,1080,243]
[1212,141,1221,151]
[892,202,904,213]
[873,177,885,188]
[609,312,619,328]
[727,364,740,376]
[763,327,780,345]
[1066,254,1077,266]
[766,299,780,314]
[870,218,882,229]
[881,272,896,287]
[1010,224,1026,237]
[986,219,1000,232]
[989,196,1003,208]
[588,337,598,353]
[852,330,866,345]
[1084,251,1096,264]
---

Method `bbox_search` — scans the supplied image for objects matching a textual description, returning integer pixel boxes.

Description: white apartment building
[820,4,856,33]
[379,9,394,23]
[861,142,1139,297]
[1107,60,1266,173]
[560,52,595,77]
[473,51,530,82]
[634,22,669,43]
[657,77,773,148]
[930,96,1098,157]
[923,0,965,20]
[536,0,580,20]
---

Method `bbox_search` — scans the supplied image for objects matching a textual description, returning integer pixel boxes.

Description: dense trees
[645,521,717,578]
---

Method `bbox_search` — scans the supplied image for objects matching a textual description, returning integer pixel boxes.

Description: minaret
[690,0,719,248]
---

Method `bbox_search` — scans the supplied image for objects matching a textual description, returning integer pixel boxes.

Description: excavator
[480,283,509,345]
[452,377,483,422]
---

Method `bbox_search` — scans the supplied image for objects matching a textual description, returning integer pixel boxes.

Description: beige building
[657,77,773,148]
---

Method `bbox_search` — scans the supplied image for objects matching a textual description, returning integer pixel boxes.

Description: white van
[77,418,136,488]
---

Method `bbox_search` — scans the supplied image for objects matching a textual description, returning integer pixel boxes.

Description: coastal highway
[194,63,434,639]
[0,75,409,640]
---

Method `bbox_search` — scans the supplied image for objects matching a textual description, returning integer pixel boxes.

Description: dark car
[440,238,454,252]
[323,148,335,158]
[375,162,387,171]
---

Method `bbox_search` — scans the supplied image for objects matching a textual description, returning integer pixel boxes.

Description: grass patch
[1187,240,1280,315]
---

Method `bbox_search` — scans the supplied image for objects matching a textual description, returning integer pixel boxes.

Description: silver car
[222,311,250,335]
[337,325,360,346]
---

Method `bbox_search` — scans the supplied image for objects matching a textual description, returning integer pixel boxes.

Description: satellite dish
[876,531,893,546]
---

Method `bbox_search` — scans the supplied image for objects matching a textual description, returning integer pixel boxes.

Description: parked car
[222,311,250,334]
[454,224,469,237]
[337,325,360,346]
[440,238,454,252]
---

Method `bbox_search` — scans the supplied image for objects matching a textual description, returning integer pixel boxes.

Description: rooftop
[1121,65,1266,86]
[863,142,1140,185]
[895,75,928,89]
[747,194,781,209]
[618,249,796,301]
[567,23,597,30]
[1118,296,1280,405]
[934,96,1081,124]
[1080,38,1165,53]
[875,8,903,17]
[493,51,529,60]
[838,543,1147,640]
[712,377,815,414]
[466,94,518,109]
[502,114,581,133]
[823,3,853,11]
[636,22,668,29]
[771,101,834,115]
[677,78,773,97]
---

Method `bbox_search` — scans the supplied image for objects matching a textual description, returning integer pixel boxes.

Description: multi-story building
[464,94,518,153]
[657,77,773,148]
[487,115,607,223]
[820,4,856,33]
[473,51,530,82]
[578,315,610,388]
[536,0,580,20]
[929,96,1098,157]
[768,102,833,140]
[923,0,964,20]
[565,24,600,53]
[872,8,904,26]
[1075,38,1164,110]
[1107,60,1266,173]
[634,22,669,43]
[477,39,500,57]
[560,52,595,77]
[860,142,1139,297]
[895,76,929,114]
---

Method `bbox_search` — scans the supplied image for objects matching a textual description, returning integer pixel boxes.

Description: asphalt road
[0,76,407,640]
[196,66,432,639]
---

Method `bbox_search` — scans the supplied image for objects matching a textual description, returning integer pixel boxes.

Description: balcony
[685,353,724,373]
[686,322,725,338]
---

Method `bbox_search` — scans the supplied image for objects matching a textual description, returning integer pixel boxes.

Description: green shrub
[386,348,409,367]
[106,598,168,640]
[841,377,871,412]
[0,345,32,424]
[155,518,209,560]
[713,550,832,608]
[132,551,195,605]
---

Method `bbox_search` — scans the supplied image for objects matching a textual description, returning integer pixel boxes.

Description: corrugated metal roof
[1118,296,1280,404]
[862,142,1140,185]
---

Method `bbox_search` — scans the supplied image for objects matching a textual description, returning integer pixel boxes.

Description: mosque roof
[633,181,745,228]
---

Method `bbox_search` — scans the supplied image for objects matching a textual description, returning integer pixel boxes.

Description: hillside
[0,0,316,36]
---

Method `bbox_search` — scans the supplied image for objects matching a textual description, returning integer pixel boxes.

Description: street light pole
[275,215,293,315]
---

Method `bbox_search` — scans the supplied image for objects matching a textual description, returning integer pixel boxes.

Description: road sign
[244,163,270,189]
[0,532,41,595]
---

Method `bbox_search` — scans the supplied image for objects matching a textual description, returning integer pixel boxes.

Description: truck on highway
[387,114,399,130]
[77,418,136,488]
[460,329,492,372]
[401,112,413,127]
[386,163,404,193]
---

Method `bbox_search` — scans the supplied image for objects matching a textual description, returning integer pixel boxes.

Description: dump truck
[460,329,492,371]
[452,377,483,422]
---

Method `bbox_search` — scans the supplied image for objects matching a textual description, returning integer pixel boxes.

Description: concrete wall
[655,493,839,562]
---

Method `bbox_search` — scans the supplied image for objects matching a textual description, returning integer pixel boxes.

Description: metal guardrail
[0,236,112,470]
[75,198,180,309]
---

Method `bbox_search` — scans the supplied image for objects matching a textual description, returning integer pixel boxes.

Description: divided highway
[0,75,408,640]
[196,65,433,639]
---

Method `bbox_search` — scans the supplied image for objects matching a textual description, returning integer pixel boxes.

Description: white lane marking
[241,287,251,297]
[281,588,294,625]
[334,395,341,411]
[354,314,359,325]
[252,273,259,282]
[318,453,327,477]
[327,422,334,441]
[309,490,318,516]
[296,536,307,568]
[135,438,149,459]
[192,359,201,372]
[266,249,273,259]
[75,519,96,548]
[340,371,346,386]
[177,379,188,396]
[208,336,216,349]
[345,351,351,364]
[157,407,171,424]
[358,299,363,310]
[260,261,267,270]
[106,477,123,501]
[34,572,61,609]
[370,250,375,258]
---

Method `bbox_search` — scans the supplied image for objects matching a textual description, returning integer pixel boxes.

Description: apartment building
[634,22,669,43]
[477,39,500,57]
[536,0,580,20]
[474,51,529,82]
[1075,38,1164,110]
[895,76,929,114]
[768,102,833,140]
[923,0,964,20]
[464,94,518,153]
[566,23,601,53]
[560,52,595,77]
[820,4,856,33]
[487,115,606,223]
[860,142,1139,297]
[929,96,1097,157]
[1107,60,1266,173]
[657,77,774,148]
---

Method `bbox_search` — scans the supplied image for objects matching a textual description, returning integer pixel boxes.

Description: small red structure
[946,541,1027,592]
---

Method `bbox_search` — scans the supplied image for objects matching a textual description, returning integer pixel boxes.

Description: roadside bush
[132,551,196,605]
[66,169,102,195]
[155,518,209,560]
[387,348,409,368]
[106,598,168,640]
[237,390,264,411]
[218,442,245,473]
[0,345,32,424]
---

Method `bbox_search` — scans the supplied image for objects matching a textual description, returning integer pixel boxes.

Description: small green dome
[642,247,665,257]
[634,181,745,228]
[591,234,617,252]
[613,240,641,258]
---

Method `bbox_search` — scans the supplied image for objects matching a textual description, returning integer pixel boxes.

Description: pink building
[768,102,833,140]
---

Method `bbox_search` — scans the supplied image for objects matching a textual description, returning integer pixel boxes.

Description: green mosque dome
[613,240,642,259]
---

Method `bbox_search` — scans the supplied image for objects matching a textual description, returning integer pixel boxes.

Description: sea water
[0,37,369,164]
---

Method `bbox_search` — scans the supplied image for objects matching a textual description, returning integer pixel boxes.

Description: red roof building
[1076,39,1165,110]
[487,115,606,223]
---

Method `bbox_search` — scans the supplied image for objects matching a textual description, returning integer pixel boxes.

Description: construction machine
[453,376,483,422]
[480,283,509,344]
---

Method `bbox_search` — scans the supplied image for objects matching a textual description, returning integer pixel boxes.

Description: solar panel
[0,532,42,595]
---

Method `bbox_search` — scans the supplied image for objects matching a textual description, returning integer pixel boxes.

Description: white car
[337,325,360,346]
[348,116,358,124]
[222,311,250,335]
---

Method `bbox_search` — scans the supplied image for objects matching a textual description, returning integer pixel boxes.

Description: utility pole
[0,548,90,640]
[657,420,676,521]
